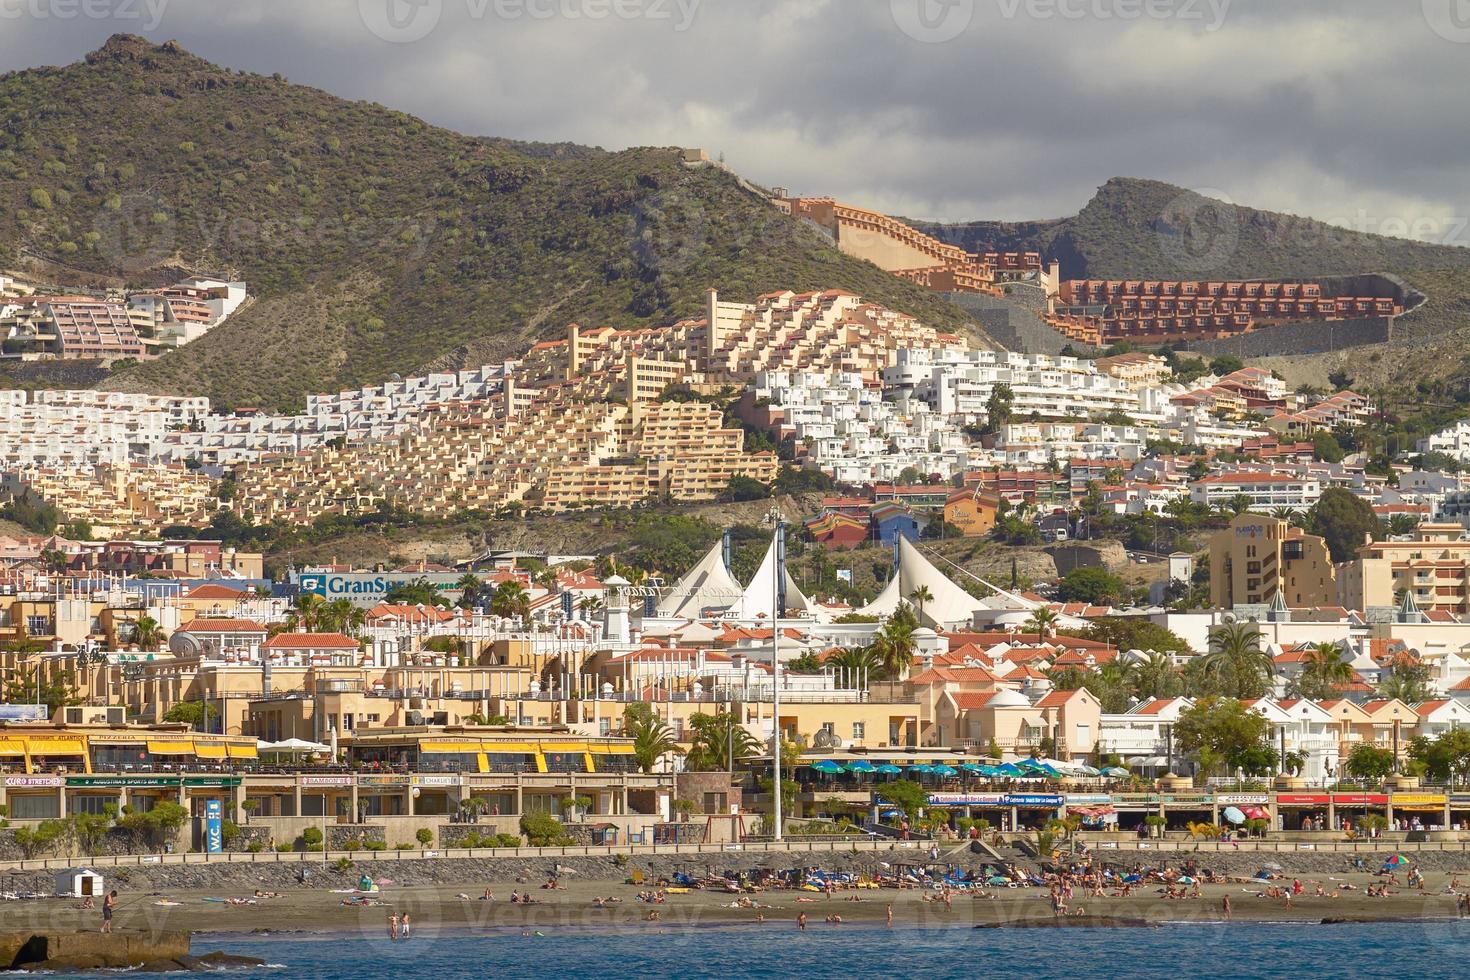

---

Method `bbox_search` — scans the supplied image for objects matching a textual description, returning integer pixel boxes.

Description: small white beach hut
[55,867,104,898]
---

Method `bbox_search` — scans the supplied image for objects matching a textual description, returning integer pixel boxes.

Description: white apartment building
[1417,419,1470,462]
[1189,472,1323,510]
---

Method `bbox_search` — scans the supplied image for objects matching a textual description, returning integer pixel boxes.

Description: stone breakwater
[0,929,263,972]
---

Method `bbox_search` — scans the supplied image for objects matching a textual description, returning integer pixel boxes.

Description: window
[851,722,865,741]
[819,723,835,737]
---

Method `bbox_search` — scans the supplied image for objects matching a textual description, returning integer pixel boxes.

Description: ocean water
[93,919,1470,978]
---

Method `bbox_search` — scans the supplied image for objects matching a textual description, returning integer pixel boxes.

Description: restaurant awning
[591,744,636,755]
[193,742,227,760]
[421,740,484,753]
[26,738,87,755]
[146,740,196,755]
[226,742,258,760]
[0,739,27,756]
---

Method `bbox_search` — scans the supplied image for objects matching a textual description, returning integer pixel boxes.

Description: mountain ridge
[0,35,988,410]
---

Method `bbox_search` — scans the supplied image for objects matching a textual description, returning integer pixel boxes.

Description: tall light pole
[771,521,784,842]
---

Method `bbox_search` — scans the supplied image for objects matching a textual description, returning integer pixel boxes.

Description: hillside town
[3,263,1470,860]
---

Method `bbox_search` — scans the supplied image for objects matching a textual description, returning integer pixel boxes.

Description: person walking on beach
[1221,894,1231,919]
[388,913,399,941]
[101,890,116,934]
[399,913,412,940]
[797,912,807,931]
[886,904,893,929]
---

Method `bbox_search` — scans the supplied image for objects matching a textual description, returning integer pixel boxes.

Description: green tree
[131,615,164,651]
[1173,697,1276,777]
[489,580,531,622]
[1377,656,1434,703]
[907,585,933,621]
[1311,429,1345,463]
[871,604,920,678]
[1306,487,1379,563]
[1407,730,1470,785]
[984,383,1014,433]
[1199,622,1273,699]
[1056,566,1126,604]
[721,475,772,502]
[624,705,680,773]
[162,700,219,732]
[1024,607,1059,638]
[684,711,759,771]
[879,779,928,821]
[384,577,451,608]
[1288,642,1354,700]
[1343,743,1395,785]
[824,645,884,687]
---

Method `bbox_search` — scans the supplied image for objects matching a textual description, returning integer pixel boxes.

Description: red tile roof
[262,632,359,650]
[177,618,266,634]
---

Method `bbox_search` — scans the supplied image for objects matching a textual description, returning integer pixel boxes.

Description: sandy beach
[6,866,1467,940]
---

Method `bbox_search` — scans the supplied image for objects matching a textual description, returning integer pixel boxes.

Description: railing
[0,837,927,874]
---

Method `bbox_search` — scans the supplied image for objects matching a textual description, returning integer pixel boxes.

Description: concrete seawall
[0,930,191,971]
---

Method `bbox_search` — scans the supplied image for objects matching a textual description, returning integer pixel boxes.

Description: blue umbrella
[1222,806,1246,825]
[994,763,1025,777]
[977,765,1002,777]
[846,760,876,774]
[908,764,933,774]
[875,764,903,775]
[1103,766,1130,777]
[930,765,959,777]
[959,763,986,774]
[811,760,843,774]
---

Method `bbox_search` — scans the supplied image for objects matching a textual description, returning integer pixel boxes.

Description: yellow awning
[227,743,258,760]
[25,738,86,755]
[0,740,27,756]
[592,744,636,755]
[480,742,538,755]
[147,740,196,755]
[421,740,484,753]
[539,742,591,753]
[193,742,227,759]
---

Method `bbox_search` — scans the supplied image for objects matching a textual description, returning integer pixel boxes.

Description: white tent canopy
[258,738,330,753]
[655,539,742,619]
[858,536,987,628]
[726,534,816,621]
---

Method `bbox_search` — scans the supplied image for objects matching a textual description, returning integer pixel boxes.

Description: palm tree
[289,592,324,632]
[1200,621,1273,698]
[1131,650,1182,701]
[1290,641,1354,699]
[579,595,603,619]
[684,711,760,771]
[1024,607,1059,638]
[1088,660,1137,713]
[626,714,681,773]
[490,581,531,623]
[319,597,365,635]
[907,585,934,623]
[871,605,920,680]
[132,616,164,651]
[825,645,885,688]
[456,573,482,608]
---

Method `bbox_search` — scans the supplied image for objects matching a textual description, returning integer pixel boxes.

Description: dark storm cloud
[1,0,1467,239]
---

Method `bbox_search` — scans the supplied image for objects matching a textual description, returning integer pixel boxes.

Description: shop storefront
[1390,793,1448,830]
[1331,792,1389,833]
[1276,793,1330,831]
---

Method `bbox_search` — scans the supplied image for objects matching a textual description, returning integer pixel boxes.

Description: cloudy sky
[3,0,1469,242]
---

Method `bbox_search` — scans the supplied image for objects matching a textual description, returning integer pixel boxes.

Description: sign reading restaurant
[296,571,464,605]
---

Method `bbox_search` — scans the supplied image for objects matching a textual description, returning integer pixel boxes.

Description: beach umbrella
[811,760,843,775]
[958,763,986,775]
[908,764,933,774]
[930,765,958,778]
[994,763,1025,778]
[876,764,903,775]
[1075,765,1101,777]
[1222,806,1246,825]
[1103,767,1130,777]
[1383,854,1412,867]
[977,765,1001,777]
[845,760,876,774]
